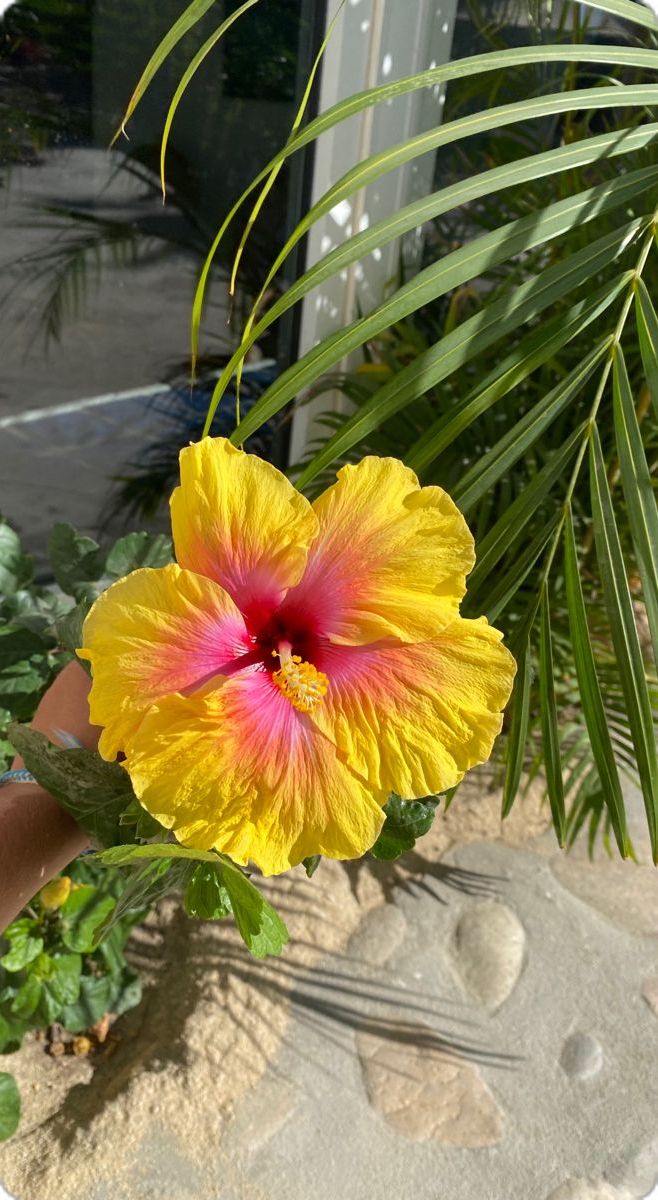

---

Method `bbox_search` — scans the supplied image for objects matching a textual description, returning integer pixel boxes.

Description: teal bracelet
[0,769,36,787]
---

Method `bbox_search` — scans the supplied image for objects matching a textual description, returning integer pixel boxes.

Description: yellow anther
[273,653,329,712]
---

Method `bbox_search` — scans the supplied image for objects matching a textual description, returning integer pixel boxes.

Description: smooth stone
[559,1032,604,1081]
[641,977,658,1019]
[451,899,526,1010]
[357,1027,504,1147]
[606,1134,658,1197]
[348,903,408,968]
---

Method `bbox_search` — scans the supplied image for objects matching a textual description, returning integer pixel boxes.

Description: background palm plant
[109,0,658,858]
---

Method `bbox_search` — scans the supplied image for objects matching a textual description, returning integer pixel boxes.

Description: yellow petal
[79,564,249,760]
[280,456,475,645]
[314,616,516,797]
[123,669,386,876]
[171,438,318,623]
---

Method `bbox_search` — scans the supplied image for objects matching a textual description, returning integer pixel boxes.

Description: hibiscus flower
[79,438,515,875]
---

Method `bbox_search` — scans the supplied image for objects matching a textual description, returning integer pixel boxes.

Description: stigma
[272,646,329,712]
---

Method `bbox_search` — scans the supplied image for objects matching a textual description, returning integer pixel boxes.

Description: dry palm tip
[79,438,515,876]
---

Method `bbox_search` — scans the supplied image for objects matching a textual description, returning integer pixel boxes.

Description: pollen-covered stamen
[272,645,329,712]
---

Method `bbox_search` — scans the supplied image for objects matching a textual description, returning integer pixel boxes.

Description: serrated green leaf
[590,425,658,861]
[9,724,135,848]
[564,507,630,856]
[0,627,47,672]
[60,974,113,1033]
[10,975,41,1020]
[369,794,439,861]
[0,1072,20,1142]
[220,866,289,960]
[184,864,232,921]
[37,953,82,1025]
[0,919,43,973]
[0,520,32,596]
[48,524,105,603]
[302,856,321,879]
[539,586,567,847]
[55,599,92,670]
[104,532,173,579]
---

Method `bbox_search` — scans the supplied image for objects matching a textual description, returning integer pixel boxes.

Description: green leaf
[60,974,113,1033]
[97,842,215,867]
[454,340,609,513]
[302,856,321,879]
[216,126,658,412]
[119,798,166,841]
[0,1072,20,1142]
[0,520,32,596]
[468,425,585,599]
[9,724,135,848]
[502,641,533,819]
[54,599,93,670]
[92,858,188,946]
[0,919,44,973]
[230,167,651,452]
[60,886,117,953]
[408,277,626,475]
[161,0,262,198]
[613,346,658,666]
[292,222,642,486]
[112,0,221,142]
[37,953,82,1024]
[590,425,658,861]
[564,507,630,856]
[220,866,289,960]
[484,515,561,624]
[0,626,50,672]
[635,278,658,424]
[104,532,173,579]
[539,585,567,847]
[10,975,42,1020]
[48,524,105,603]
[184,864,232,921]
[112,966,142,1017]
[370,795,439,861]
[96,843,289,959]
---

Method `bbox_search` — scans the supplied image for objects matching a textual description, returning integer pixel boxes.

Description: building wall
[289,0,458,463]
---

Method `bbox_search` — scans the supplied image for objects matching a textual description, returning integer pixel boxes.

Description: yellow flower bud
[39,876,72,912]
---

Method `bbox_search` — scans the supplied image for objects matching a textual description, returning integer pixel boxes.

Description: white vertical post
[288,0,457,465]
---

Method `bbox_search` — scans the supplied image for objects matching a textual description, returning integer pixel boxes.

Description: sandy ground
[0,776,551,1199]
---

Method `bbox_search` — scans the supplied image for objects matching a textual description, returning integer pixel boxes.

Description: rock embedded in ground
[347,903,408,968]
[641,977,658,1018]
[605,1134,658,1198]
[559,1032,604,1081]
[356,1027,504,1147]
[451,899,526,1010]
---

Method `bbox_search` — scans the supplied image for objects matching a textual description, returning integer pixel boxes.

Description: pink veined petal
[279,456,475,647]
[79,564,252,761]
[170,437,318,627]
[123,664,386,876]
[312,616,516,798]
